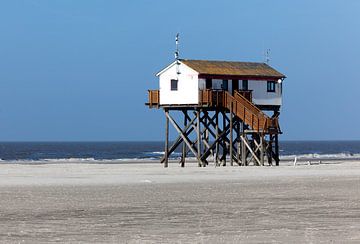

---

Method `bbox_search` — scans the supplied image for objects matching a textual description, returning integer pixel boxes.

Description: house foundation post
[230,103,233,166]
[275,133,279,166]
[260,134,264,166]
[196,109,202,167]
[164,108,169,168]
[268,135,273,166]
[215,110,219,166]
[180,110,187,167]
[237,119,241,164]
[222,111,227,166]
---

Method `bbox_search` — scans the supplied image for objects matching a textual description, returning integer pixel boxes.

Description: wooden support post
[268,135,273,166]
[203,114,208,154]
[230,103,233,166]
[164,109,169,168]
[181,110,187,167]
[275,134,279,166]
[196,109,202,167]
[222,111,227,166]
[260,135,264,166]
[241,123,247,166]
[237,120,241,164]
[215,110,219,166]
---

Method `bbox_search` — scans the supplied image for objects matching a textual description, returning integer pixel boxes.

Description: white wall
[159,63,199,105]
[249,80,282,106]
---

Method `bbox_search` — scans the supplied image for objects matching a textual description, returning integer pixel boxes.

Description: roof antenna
[264,48,271,64]
[175,33,181,75]
[175,33,180,60]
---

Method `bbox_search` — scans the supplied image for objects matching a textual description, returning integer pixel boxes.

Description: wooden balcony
[146,90,159,108]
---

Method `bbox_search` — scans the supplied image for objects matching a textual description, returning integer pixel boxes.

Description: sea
[0,141,359,164]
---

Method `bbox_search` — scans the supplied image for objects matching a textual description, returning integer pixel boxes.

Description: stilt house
[147,58,286,167]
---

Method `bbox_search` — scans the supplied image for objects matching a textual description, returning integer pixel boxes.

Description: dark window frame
[171,79,178,91]
[267,81,276,92]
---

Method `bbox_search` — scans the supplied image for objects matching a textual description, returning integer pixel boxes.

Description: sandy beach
[0,160,359,243]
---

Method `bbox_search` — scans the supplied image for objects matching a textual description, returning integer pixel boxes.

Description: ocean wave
[280,153,360,160]
[0,153,359,164]
[146,151,182,156]
[0,157,161,164]
[149,151,165,155]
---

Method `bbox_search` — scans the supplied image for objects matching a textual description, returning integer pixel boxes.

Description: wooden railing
[228,91,267,132]
[237,90,252,102]
[147,90,159,107]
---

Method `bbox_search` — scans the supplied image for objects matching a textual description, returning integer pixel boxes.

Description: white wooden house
[147,58,286,167]
[156,59,285,110]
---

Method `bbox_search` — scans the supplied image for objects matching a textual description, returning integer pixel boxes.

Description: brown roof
[181,59,285,79]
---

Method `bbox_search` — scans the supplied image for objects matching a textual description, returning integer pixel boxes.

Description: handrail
[233,90,265,117]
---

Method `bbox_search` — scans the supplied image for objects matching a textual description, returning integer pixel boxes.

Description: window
[267,81,276,92]
[171,79,178,91]
[222,80,228,90]
[206,78,212,89]
[242,80,248,90]
[232,79,239,91]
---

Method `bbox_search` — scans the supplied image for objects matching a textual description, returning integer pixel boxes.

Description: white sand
[0,160,358,186]
[0,160,359,243]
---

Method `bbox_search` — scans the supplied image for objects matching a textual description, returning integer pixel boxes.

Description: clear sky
[0,0,359,141]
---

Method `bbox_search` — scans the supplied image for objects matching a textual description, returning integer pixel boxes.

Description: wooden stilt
[275,133,279,166]
[268,135,273,166]
[181,110,187,167]
[241,123,247,166]
[260,135,264,166]
[237,120,241,164]
[164,109,169,168]
[230,103,233,166]
[215,110,219,166]
[222,111,227,166]
[196,109,202,167]
[203,114,208,154]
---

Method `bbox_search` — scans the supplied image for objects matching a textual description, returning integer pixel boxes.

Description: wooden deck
[146,89,280,134]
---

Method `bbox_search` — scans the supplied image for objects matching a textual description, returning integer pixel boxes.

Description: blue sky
[0,0,359,141]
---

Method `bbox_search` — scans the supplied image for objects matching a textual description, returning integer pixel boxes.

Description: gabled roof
[180,59,285,79]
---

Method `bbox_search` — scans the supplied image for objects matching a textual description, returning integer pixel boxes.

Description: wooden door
[232,79,239,95]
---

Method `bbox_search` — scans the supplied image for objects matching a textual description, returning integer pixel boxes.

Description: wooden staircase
[199,90,280,134]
